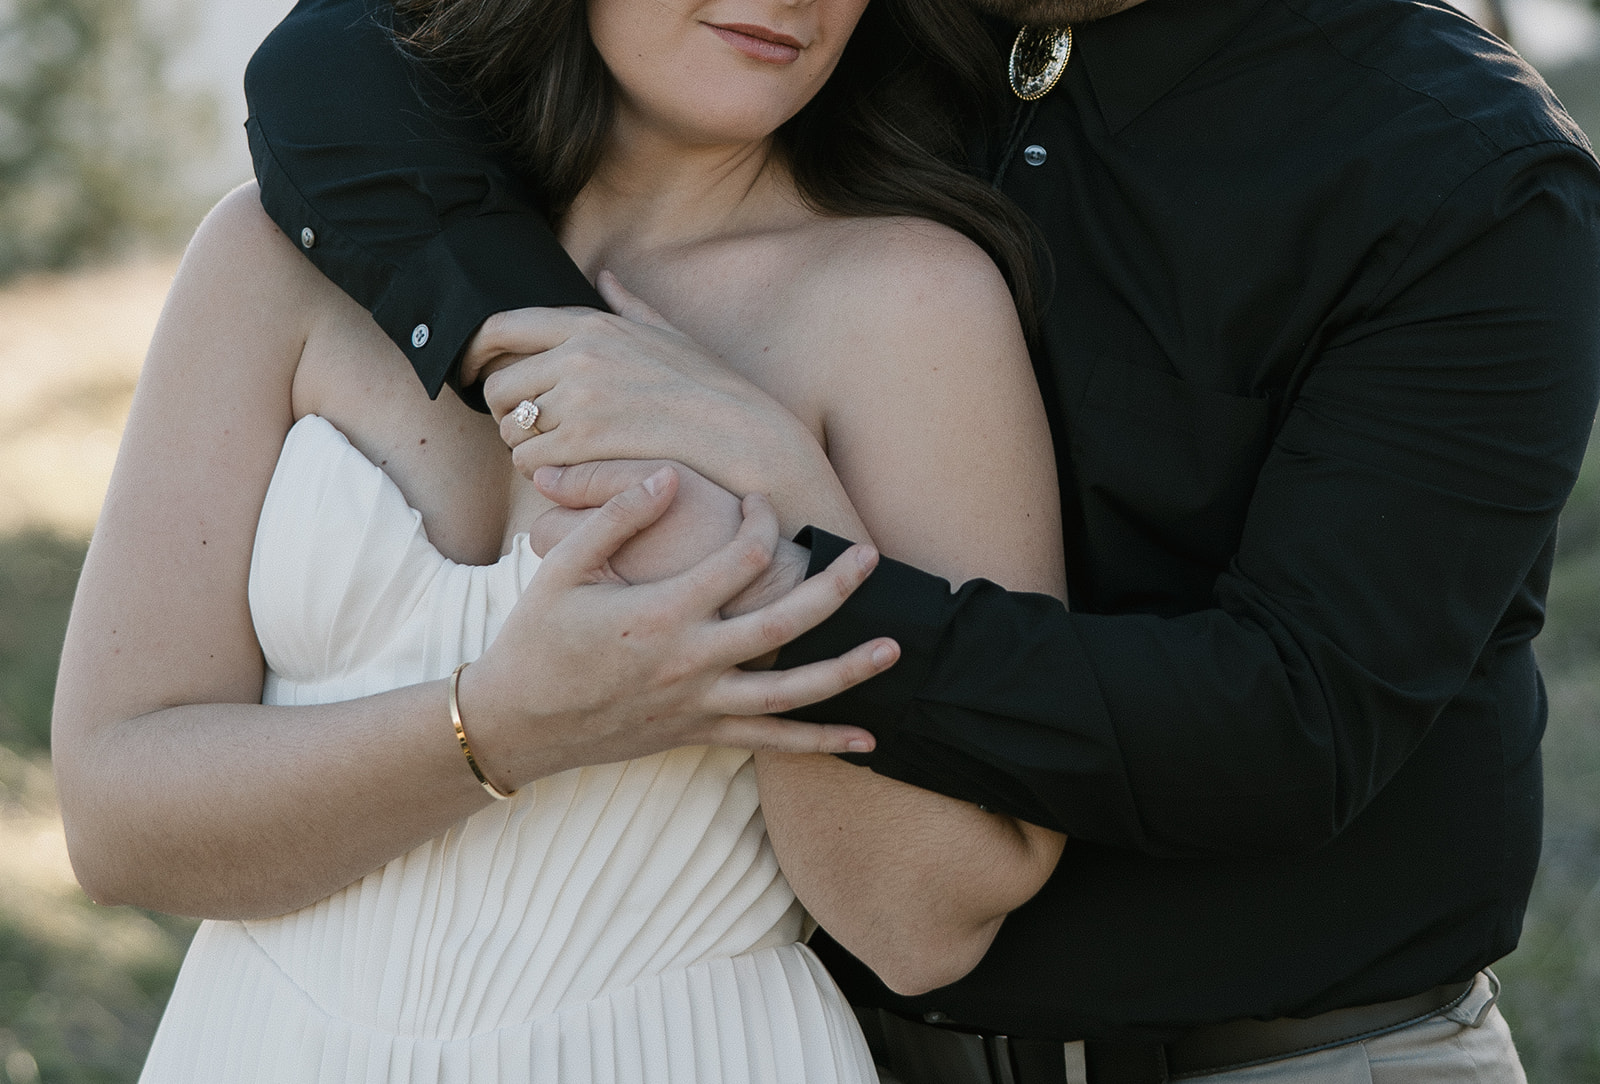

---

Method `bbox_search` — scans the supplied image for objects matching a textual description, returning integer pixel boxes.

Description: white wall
[148,0,297,194]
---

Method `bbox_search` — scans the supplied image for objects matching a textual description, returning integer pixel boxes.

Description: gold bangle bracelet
[449,662,515,800]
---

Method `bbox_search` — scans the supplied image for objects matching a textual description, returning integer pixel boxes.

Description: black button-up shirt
[244,0,1600,1040]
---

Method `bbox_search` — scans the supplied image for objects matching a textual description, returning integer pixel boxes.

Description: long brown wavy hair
[393,0,1041,333]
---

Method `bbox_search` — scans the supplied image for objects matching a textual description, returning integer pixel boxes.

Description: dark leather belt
[864,977,1477,1084]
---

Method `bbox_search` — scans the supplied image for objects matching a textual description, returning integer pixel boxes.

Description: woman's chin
[615,97,810,152]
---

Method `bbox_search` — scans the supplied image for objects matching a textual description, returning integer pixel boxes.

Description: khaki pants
[1083,972,1524,1084]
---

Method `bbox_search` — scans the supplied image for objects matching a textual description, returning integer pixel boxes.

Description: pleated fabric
[140,415,876,1083]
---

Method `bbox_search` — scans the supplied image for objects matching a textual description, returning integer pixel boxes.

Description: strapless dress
[139,414,875,1083]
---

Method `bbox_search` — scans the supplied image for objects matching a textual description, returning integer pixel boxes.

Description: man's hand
[461,465,894,792]
[529,459,814,622]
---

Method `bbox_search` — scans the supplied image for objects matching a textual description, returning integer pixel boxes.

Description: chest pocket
[1067,357,1275,605]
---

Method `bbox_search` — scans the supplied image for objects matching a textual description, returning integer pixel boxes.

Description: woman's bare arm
[500,222,1067,995]
[51,188,887,918]
[750,221,1067,995]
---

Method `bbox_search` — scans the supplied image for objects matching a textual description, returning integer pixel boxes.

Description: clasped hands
[452,272,892,781]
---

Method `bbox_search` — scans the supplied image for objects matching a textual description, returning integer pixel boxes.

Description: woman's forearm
[57,682,496,919]
[753,752,1063,996]
[717,403,869,540]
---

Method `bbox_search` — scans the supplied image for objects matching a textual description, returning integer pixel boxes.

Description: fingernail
[534,465,565,487]
[856,546,877,571]
[846,737,874,753]
[643,466,672,496]
[872,644,895,667]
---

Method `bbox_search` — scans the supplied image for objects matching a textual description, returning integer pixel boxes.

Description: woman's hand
[465,273,864,537]
[50,191,895,920]
[456,467,896,793]
[527,459,811,622]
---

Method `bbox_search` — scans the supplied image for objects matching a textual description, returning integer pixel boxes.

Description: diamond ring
[510,399,542,433]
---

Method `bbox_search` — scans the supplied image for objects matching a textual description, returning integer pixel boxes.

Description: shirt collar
[1075,0,1272,133]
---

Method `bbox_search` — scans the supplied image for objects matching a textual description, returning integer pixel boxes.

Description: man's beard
[966,0,1135,26]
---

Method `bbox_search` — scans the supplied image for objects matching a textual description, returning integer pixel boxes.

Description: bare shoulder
[145,182,368,412]
[775,216,1063,598]
[803,216,1017,306]
[795,216,1025,363]
[187,183,321,288]
[168,183,339,352]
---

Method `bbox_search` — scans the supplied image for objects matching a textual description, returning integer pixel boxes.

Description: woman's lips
[707,23,803,64]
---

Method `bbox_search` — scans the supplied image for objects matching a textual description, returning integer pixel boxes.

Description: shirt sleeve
[243,0,602,405]
[777,144,1600,857]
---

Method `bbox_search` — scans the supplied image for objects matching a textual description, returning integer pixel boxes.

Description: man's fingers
[533,459,667,509]
[707,542,880,663]
[597,269,673,329]
[709,636,899,722]
[705,715,879,756]
[538,465,678,581]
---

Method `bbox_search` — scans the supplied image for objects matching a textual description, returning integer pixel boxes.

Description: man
[242,0,1600,1079]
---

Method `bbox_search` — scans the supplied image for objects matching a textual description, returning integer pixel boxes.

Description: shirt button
[300,226,316,249]
[411,324,430,348]
[1023,144,1048,167]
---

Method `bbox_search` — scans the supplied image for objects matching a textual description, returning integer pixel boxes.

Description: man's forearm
[778,152,1600,854]
[245,0,600,398]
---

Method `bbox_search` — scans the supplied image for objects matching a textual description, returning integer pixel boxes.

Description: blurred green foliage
[0,535,199,1084]
[0,533,84,756]
[0,890,195,1084]
[0,0,215,281]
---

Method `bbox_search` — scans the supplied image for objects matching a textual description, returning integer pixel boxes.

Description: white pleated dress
[139,415,876,1084]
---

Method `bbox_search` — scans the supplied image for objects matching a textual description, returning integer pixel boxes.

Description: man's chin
[968,0,1139,26]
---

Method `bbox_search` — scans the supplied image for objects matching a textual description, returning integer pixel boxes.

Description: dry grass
[0,259,176,536]
[0,747,175,973]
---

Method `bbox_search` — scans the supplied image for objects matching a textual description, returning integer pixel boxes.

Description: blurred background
[0,0,1596,1081]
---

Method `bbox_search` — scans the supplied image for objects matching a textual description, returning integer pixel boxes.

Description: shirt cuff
[371,213,605,408]
[774,528,952,756]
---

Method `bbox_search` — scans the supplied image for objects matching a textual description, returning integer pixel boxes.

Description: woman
[51,0,1067,1078]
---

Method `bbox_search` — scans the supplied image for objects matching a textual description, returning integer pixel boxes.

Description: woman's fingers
[485,362,558,433]
[527,504,594,558]
[705,541,881,664]
[597,269,674,329]
[537,464,678,584]
[533,460,662,509]
[652,493,782,615]
[462,306,595,389]
[708,636,900,724]
[707,714,879,756]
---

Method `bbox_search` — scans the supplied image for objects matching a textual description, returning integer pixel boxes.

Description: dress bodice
[141,415,871,1080]
[240,414,806,1034]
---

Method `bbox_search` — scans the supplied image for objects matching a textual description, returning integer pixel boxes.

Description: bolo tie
[1008,25,1073,100]
[994,26,1071,186]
